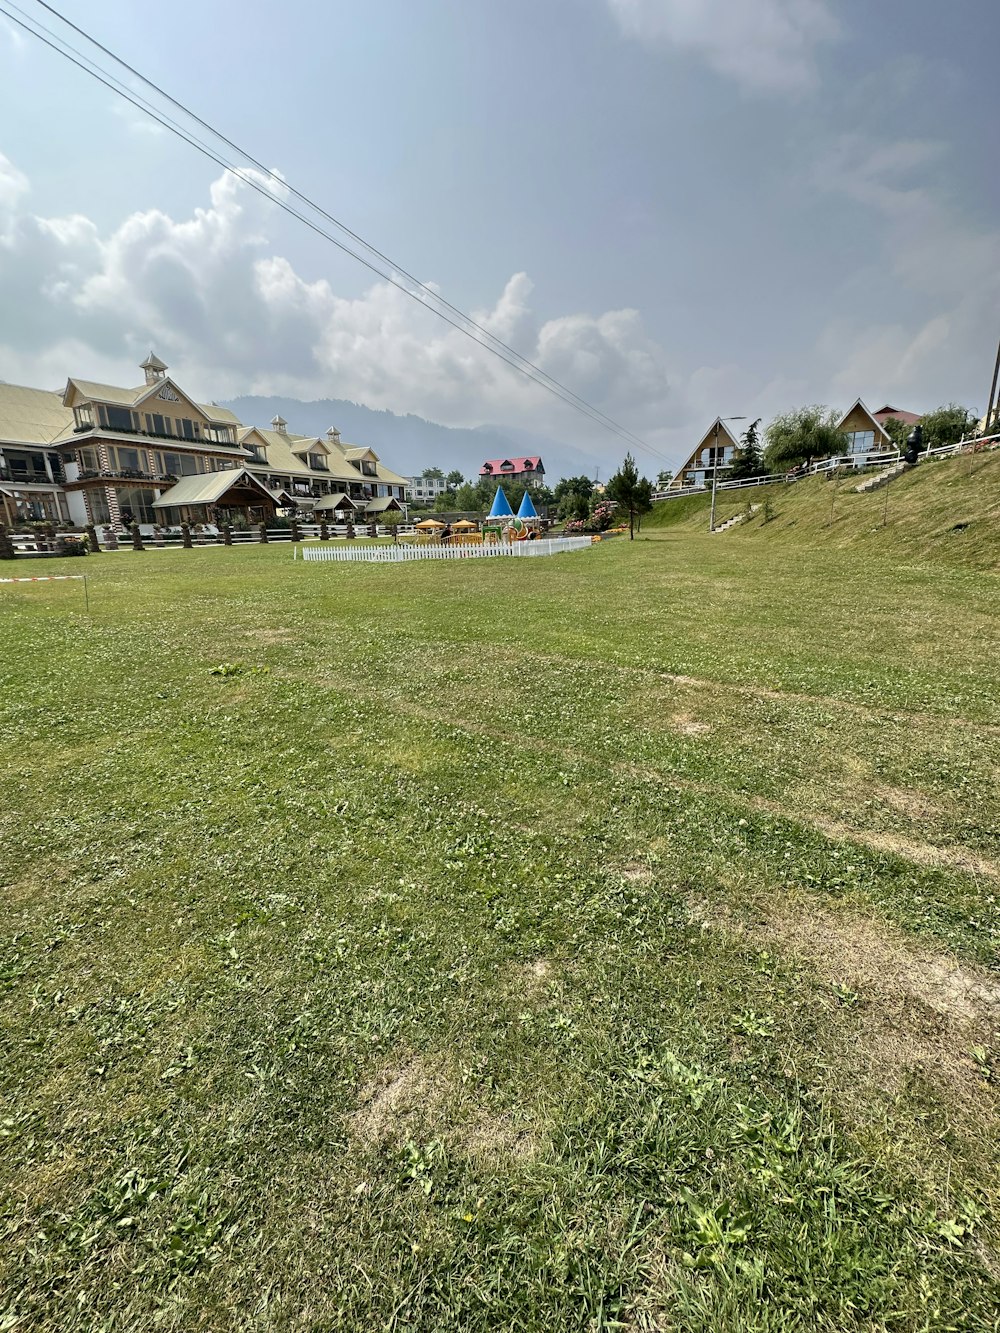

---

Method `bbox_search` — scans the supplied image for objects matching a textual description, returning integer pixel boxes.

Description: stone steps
[855,461,909,493]
[712,504,760,533]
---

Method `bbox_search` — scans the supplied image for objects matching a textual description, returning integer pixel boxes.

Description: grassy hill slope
[646,451,1000,568]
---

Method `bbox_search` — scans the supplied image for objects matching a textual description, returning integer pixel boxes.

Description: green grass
[646,449,1000,569]
[1,525,998,1331]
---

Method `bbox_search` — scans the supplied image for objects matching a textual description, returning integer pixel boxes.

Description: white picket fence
[301,536,593,563]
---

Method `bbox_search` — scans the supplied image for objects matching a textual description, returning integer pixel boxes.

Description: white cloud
[0,154,680,455]
[813,137,1000,410]
[607,0,838,93]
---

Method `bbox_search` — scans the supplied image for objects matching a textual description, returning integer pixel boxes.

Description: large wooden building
[0,354,407,528]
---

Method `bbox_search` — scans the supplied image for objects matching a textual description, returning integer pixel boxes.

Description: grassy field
[1,514,998,1330]
[645,450,1000,571]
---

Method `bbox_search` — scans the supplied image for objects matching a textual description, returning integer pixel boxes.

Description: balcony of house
[63,466,180,490]
[70,408,241,450]
[0,459,66,487]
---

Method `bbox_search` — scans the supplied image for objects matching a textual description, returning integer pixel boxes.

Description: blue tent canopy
[516,490,538,519]
[488,486,514,518]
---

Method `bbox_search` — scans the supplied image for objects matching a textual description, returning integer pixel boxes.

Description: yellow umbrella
[453,519,478,529]
[414,519,446,529]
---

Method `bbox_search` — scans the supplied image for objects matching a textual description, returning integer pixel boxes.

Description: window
[116,487,157,525]
[843,430,876,455]
[88,490,111,524]
[78,447,99,471]
[158,452,200,476]
[113,447,143,472]
[146,413,167,435]
[99,404,136,432]
[73,406,94,430]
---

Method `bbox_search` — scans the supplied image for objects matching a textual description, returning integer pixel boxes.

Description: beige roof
[365,495,403,512]
[152,468,274,509]
[835,397,891,444]
[0,383,75,446]
[64,376,243,426]
[313,492,358,511]
[241,426,372,485]
[240,427,323,480]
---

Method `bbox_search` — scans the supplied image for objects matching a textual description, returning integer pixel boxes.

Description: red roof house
[872,405,922,427]
[479,455,545,485]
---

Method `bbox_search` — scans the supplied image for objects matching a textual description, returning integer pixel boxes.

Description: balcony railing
[70,468,179,486]
[68,424,239,448]
[0,468,65,486]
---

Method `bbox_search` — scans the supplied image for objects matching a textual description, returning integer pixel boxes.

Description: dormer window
[98,404,137,433]
[73,406,94,432]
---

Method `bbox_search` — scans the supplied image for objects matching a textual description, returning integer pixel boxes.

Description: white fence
[301,536,593,563]
[652,435,998,502]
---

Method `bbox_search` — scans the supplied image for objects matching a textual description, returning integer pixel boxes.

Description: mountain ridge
[222,395,601,483]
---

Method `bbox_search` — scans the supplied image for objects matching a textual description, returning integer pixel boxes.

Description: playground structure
[408,487,545,547]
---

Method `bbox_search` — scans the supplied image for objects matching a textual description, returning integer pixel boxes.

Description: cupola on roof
[140,351,168,385]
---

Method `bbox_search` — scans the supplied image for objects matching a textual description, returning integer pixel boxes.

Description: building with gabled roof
[667,418,743,491]
[0,352,409,529]
[834,398,894,455]
[237,420,408,518]
[479,455,544,487]
[872,404,922,429]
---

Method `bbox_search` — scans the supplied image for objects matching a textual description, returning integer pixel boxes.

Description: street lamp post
[709,416,746,532]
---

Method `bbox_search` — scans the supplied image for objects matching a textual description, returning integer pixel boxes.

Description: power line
[3,0,671,465]
[30,0,658,459]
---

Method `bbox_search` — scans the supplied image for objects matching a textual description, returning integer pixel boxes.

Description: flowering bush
[588,501,618,532]
[561,500,619,535]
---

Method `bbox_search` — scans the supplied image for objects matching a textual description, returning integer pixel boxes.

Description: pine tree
[606,453,652,540]
[729,418,765,480]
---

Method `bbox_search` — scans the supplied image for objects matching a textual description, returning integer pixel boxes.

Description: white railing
[301,536,593,563]
[653,436,996,502]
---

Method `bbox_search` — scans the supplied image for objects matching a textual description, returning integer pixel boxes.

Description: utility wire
[4,0,671,464]
[31,0,656,458]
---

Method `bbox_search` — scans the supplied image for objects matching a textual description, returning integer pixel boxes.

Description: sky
[0,0,998,477]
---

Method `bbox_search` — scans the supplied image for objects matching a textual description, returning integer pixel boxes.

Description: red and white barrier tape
[0,575,86,583]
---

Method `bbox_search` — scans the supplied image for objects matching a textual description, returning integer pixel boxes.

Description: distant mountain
[222,395,603,484]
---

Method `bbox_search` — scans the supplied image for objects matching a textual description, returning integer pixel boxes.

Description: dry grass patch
[350,1051,544,1164]
[515,957,555,1004]
[671,711,711,736]
[693,894,999,1117]
[807,815,1000,880]
[350,1054,451,1147]
[875,783,944,822]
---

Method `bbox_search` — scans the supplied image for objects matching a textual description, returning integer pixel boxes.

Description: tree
[918,403,978,449]
[422,466,445,480]
[553,475,594,503]
[606,452,652,540]
[559,491,590,522]
[880,415,913,449]
[453,482,482,513]
[446,470,464,487]
[729,418,766,480]
[763,406,843,473]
